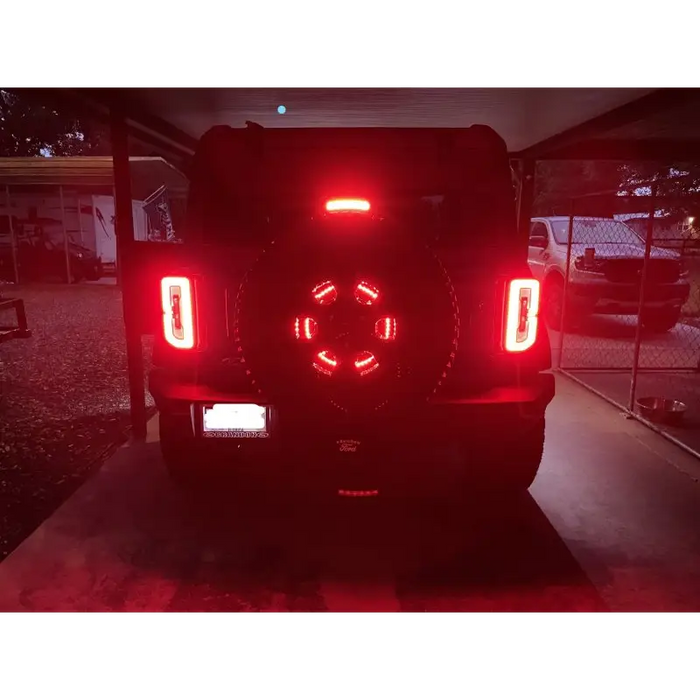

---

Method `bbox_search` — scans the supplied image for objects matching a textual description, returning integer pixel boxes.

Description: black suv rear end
[148,124,554,497]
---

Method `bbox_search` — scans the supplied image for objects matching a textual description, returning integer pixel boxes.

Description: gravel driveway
[0,282,154,560]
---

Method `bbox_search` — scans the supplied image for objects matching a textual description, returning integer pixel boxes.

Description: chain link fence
[534,188,700,455]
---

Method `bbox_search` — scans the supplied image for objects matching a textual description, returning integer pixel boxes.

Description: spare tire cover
[234,218,459,415]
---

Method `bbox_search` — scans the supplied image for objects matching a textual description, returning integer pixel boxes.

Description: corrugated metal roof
[0,156,188,199]
[118,88,655,152]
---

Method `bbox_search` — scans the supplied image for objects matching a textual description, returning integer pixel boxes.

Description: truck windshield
[551,219,643,246]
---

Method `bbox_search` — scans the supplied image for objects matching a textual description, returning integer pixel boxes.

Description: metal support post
[59,186,72,283]
[111,111,147,440]
[628,186,657,411]
[5,185,19,284]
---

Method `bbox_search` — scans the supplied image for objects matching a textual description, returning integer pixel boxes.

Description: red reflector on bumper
[338,489,379,497]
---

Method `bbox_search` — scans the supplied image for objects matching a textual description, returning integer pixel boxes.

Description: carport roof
[0,156,188,199]
[33,88,700,163]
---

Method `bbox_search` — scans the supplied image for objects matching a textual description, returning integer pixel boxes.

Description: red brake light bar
[325,198,371,213]
[504,279,540,353]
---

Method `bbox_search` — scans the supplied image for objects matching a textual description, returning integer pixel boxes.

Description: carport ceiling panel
[122,88,653,152]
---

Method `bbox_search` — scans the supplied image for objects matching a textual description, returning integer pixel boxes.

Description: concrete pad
[532,377,700,611]
[1,375,699,611]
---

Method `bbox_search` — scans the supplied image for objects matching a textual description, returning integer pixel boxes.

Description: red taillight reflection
[354,350,379,376]
[355,281,379,306]
[161,276,195,349]
[314,350,339,375]
[312,281,337,305]
[325,198,371,213]
[294,316,318,340]
[504,279,540,353]
[374,316,397,341]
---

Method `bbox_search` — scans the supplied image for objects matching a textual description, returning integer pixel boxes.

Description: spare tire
[234,216,460,417]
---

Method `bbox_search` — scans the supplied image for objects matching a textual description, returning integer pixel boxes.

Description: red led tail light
[374,316,397,341]
[312,281,338,305]
[161,276,195,349]
[314,349,339,375]
[354,350,379,376]
[294,316,318,341]
[355,281,379,306]
[504,279,540,353]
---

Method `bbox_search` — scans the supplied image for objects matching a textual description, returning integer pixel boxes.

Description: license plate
[202,403,270,438]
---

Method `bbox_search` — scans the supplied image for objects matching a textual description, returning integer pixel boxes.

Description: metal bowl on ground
[635,397,687,426]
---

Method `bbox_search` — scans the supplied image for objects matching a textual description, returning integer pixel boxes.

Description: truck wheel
[64,266,84,284]
[465,418,545,495]
[543,277,565,330]
[85,265,102,282]
[642,308,681,333]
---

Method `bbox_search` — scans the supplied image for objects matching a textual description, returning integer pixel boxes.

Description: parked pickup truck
[529,216,690,332]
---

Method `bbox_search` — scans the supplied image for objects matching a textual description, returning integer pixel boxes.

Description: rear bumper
[151,368,554,492]
[150,367,555,438]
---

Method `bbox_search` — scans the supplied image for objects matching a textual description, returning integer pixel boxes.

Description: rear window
[184,126,517,247]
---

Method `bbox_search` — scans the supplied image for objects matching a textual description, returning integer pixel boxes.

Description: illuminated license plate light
[202,404,269,438]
